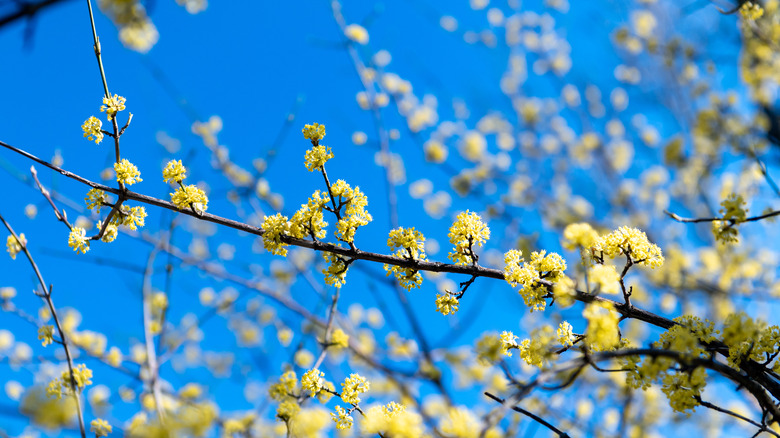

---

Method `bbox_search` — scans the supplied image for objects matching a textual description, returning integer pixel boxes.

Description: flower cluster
[301,369,325,396]
[562,222,598,250]
[322,251,350,288]
[46,364,93,399]
[6,233,25,260]
[712,193,748,243]
[589,264,621,295]
[162,159,187,183]
[499,331,518,356]
[85,188,108,213]
[38,325,55,347]
[448,211,490,265]
[384,227,426,290]
[260,213,291,256]
[330,180,372,243]
[68,227,90,254]
[362,402,423,437]
[90,418,112,437]
[289,190,330,239]
[331,405,353,430]
[268,370,297,401]
[81,116,104,144]
[517,326,557,369]
[171,184,209,213]
[591,226,664,268]
[100,94,127,121]
[340,373,369,405]
[114,159,143,185]
[435,293,460,315]
[740,1,764,20]
[583,301,620,351]
[302,123,326,143]
[503,249,567,312]
[304,145,334,172]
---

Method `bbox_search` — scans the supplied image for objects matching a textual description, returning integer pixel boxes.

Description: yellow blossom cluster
[289,190,330,240]
[163,160,209,213]
[6,233,25,259]
[435,293,460,315]
[38,325,55,347]
[114,159,142,185]
[589,264,621,295]
[448,211,490,265]
[330,180,372,243]
[100,94,127,121]
[340,373,369,405]
[304,145,334,172]
[85,188,108,213]
[90,418,112,437]
[740,1,764,20]
[583,301,620,351]
[302,123,326,143]
[260,213,291,256]
[712,193,748,243]
[383,227,426,290]
[562,222,598,250]
[46,364,93,399]
[322,251,350,288]
[68,227,90,254]
[81,116,103,144]
[503,249,567,311]
[591,226,664,268]
[362,402,423,437]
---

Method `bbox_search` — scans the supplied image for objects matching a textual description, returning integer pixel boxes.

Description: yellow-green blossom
[384,227,426,290]
[562,222,598,250]
[589,264,621,295]
[90,418,112,437]
[330,180,372,243]
[499,331,518,356]
[261,213,290,256]
[114,159,142,185]
[504,249,567,312]
[38,325,55,347]
[304,145,334,172]
[302,123,326,143]
[475,333,504,364]
[100,94,126,121]
[331,405,353,430]
[435,293,459,315]
[340,373,369,405]
[583,301,620,351]
[518,326,557,368]
[115,205,147,231]
[448,210,490,265]
[97,221,118,243]
[289,190,330,239]
[81,116,104,144]
[740,1,764,20]
[323,251,350,288]
[171,184,208,212]
[713,193,748,243]
[301,369,325,396]
[592,226,663,268]
[162,160,187,183]
[68,227,90,254]
[268,370,297,401]
[330,328,349,349]
[85,189,108,213]
[6,233,25,259]
[557,321,574,347]
[277,399,300,421]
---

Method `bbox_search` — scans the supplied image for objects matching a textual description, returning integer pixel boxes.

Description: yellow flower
[68,227,90,254]
[261,213,290,256]
[162,160,187,183]
[304,145,334,172]
[448,211,490,265]
[302,123,326,143]
[340,373,369,405]
[740,1,764,20]
[331,405,353,430]
[384,227,426,290]
[557,321,574,347]
[114,159,142,185]
[330,328,349,349]
[499,331,518,356]
[81,116,104,144]
[90,418,112,437]
[589,264,621,295]
[344,24,369,45]
[85,189,107,213]
[38,325,55,347]
[301,369,325,396]
[562,222,598,250]
[171,184,209,212]
[592,226,663,268]
[583,301,620,351]
[6,233,26,259]
[435,293,459,315]
[100,94,126,121]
